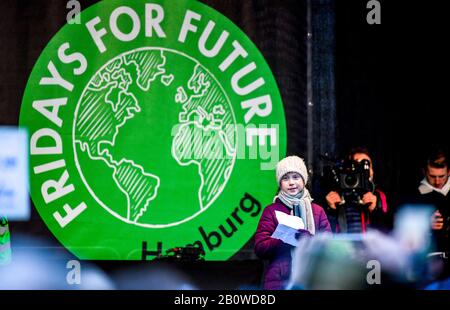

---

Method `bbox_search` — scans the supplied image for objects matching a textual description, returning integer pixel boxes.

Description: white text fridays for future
[30,3,277,228]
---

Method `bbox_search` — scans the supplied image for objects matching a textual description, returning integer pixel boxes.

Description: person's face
[280,172,305,196]
[425,165,449,189]
[352,153,374,180]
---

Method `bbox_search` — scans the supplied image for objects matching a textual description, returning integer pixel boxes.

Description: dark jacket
[394,188,449,253]
[254,199,331,290]
[417,190,449,253]
[325,189,389,233]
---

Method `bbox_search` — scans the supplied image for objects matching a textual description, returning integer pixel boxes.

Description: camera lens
[343,174,359,188]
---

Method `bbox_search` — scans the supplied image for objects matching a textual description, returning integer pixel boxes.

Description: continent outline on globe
[73,47,237,228]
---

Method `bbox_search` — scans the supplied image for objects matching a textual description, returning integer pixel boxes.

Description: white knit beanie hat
[276,156,308,185]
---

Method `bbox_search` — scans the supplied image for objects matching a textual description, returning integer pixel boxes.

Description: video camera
[322,158,374,204]
[161,245,204,261]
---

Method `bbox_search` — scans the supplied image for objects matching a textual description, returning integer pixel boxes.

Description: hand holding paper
[271,211,306,246]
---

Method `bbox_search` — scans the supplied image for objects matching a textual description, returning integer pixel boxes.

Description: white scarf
[418,177,450,196]
[276,189,316,235]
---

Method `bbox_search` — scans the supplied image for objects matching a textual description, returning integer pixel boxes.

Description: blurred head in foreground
[288,232,411,289]
[0,234,114,290]
[288,205,436,289]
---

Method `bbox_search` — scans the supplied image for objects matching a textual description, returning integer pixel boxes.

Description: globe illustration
[73,48,236,227]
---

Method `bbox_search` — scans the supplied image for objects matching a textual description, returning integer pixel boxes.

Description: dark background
[334,1,448,197]
[0,0,448,288]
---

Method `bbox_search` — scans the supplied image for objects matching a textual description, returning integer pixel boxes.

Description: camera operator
[323,147,389,233]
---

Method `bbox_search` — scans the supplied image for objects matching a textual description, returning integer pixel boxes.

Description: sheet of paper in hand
[271,211,305,246]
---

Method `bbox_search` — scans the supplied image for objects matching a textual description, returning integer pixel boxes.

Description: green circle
[19,0,286,260]
[74,47,237,227]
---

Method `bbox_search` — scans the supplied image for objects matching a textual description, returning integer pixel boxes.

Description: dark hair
[348,146,371,161]
[426,148,448,169]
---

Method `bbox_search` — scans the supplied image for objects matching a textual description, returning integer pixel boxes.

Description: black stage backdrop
[0,0,448,288]
[334,0,449,197]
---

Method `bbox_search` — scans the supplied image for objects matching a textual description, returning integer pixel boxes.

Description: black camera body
[323,159,373,204]
[162,245,204,261]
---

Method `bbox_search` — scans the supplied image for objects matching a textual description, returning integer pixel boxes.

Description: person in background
[324,147,389,233]
[417,148,449,280]
[254,155,331,290]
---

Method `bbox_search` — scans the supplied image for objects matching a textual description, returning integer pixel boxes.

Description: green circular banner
[20,0,286,260]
